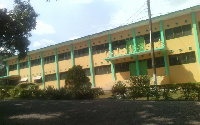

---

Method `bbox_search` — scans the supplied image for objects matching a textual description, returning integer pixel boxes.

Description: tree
[65,65,91,89]
[0,1,38,59]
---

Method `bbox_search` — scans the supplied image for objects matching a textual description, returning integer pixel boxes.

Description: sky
[0,0,200,51]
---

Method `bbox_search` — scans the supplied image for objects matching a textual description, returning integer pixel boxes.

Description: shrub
[15,82,39,90]
[112,81,127,99]
[128,75,151,100]
[65,65,94,99]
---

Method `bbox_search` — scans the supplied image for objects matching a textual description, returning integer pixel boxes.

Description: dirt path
[0,99,200,125]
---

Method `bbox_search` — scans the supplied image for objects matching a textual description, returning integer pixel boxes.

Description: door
[129,62,137,76]
[139,60,148,75]
[126,39,134,54]
[136,37,145,52]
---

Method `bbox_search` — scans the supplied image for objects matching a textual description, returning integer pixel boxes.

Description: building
[1,5,200,90]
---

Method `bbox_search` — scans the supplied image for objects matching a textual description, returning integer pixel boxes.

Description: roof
[4,5,200,61]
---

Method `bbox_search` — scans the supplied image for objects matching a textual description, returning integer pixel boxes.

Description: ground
[0,99,200,125]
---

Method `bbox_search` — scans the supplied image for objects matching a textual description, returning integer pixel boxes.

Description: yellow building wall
[169,63,200,83]
[45,81,57,89]
[95,73,113,90]
[8,59,18,75]
[115,71,130,81]
[111,29,132,41]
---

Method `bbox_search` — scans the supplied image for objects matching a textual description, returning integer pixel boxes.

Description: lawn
[1,99,200,125]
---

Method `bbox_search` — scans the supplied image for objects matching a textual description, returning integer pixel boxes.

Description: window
[165,28,174,40]
[84,68,91,76]
[165,24,192,40]
[60,72,67,80]
[144,31,160,44]
[31,59,40,67]
[19,61,28,69]
[94,65,111,75]
[115,62,130,73]
[45,74,56,82]
[44,55,55,64]
[182,24,192,36]
[147,56,165,69]
[112,38,131,50]
[173,26,182,38]
[9,64,17,71]
[169,51,196,66]
[58,52,71,61]
[92,43,109,55]
[74,48,89,58]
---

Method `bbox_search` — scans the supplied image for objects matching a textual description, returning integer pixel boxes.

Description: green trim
[192,12,200,66]
[88,40,95,87]
[111,60,116,81]
[135,56,140,76]
[108,34,113,57]
[6,61,9,76]
[160,21,169,75]
[70,44,74,66]
[104,47,164,61]
[40,52,45,90]
[162,50,169,75]
[55,48,60,89]
[28,55,32,82]
[132,28,137,52]
[159,21,166,48]
[17,58,20,75]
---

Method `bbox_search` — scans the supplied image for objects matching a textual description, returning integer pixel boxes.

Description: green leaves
[0,1,38,59]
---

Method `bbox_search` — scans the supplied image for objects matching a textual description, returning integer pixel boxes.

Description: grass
[99,91,112,99]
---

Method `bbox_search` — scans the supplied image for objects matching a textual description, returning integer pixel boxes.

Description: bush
[15,82,39,90]
[65,65,94,99]
[111,81,127,99]
[128,75,151,100]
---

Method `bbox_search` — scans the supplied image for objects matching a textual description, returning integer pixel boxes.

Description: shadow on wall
[168,64,198,84]
[1,100,200,125]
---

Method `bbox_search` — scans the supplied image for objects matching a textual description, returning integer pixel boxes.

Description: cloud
[32,21,55,35]
[68,0,93,4]
[33,39,56,49]
[0,4,6,9]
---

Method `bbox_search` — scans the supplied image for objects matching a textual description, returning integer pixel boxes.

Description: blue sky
[0,0,200,51]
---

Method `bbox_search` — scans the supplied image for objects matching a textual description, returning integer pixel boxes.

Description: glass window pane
[165,28,173,40]
[182,24,192,36]
[173,26,182,38]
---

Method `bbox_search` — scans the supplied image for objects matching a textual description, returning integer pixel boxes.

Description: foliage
[128,75,151,100]
[0,1,38,59]
[15,82,39,90]
[65,65,93,99]
[111,81,127,99]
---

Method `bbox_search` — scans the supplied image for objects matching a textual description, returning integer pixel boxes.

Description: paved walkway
[0,99,200,125]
